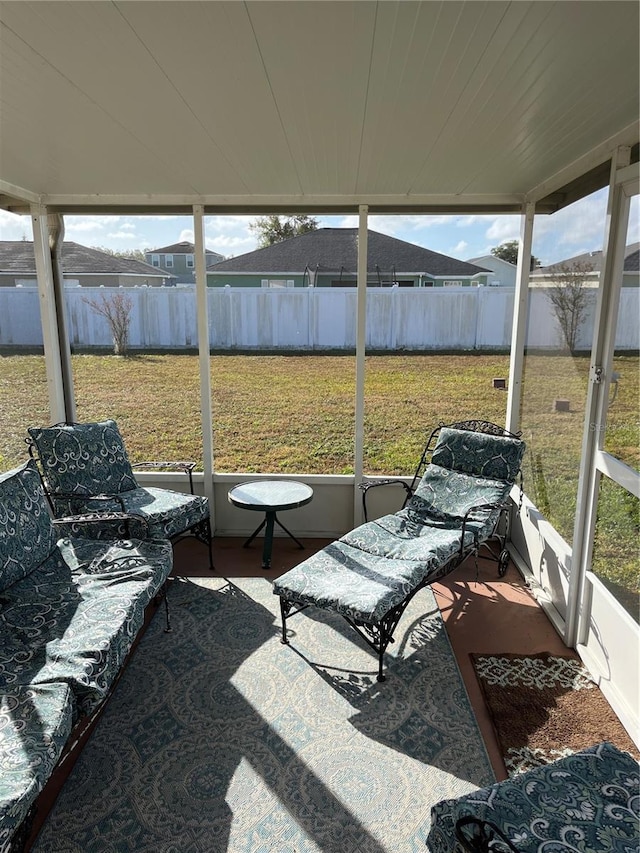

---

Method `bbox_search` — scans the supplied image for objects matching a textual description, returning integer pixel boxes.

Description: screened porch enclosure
[0,1,638,746]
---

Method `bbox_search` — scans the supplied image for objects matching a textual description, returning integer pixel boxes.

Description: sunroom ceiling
[0,1,638,215]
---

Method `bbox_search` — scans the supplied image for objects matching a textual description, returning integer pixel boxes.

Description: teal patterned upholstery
[0,460,56,592]
[28,420,212,549]
[431,427,524,481]
[275,427,525,625]
[273,535,465,625]
[427,741,640,853]
[0,536,173,716]
[0,683,74,853]
[28,420,138,497]
[0,458,174,850]
[54,485,210,542]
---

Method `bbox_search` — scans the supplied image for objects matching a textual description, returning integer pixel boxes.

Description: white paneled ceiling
[0,1,638,214]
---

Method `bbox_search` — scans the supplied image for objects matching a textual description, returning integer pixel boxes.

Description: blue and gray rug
[34,576,494,852]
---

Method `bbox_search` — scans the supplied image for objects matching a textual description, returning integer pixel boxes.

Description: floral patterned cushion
[28,420,138,498]
[50,486,210,541]
[0,460,56,593]
[408,465,510,527]
[0,536,172,716]
[273,527,464,625]
[431,427,525,482]
[0,682,74,852]
[426,741,639,853]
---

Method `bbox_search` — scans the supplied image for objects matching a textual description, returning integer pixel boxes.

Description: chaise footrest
[273,533,461,681]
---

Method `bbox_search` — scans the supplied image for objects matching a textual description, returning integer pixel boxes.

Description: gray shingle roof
[0,241,170,277]
[148,241,223,259]
[536,244,640,275]
[207,229,489,275]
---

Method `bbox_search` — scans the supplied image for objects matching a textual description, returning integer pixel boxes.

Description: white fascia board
[526,121,640,205]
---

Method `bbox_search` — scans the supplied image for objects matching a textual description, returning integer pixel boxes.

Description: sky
[1,187,638,267]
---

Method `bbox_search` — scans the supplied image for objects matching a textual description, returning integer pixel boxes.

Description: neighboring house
[466,254,518,287]
[145,241,225,284]
[206,228,490,287]
[531,244,640,287]
[0,241,174,287]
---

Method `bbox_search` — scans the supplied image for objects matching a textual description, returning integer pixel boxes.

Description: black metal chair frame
[359,419,524,578]
[27,422,214,572]
[455,816,521,852]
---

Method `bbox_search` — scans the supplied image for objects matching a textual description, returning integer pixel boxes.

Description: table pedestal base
[243,512,305,569]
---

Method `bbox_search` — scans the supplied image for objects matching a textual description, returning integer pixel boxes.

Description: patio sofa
[0,459,173,852]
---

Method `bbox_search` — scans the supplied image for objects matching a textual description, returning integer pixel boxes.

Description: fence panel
[0,286,637,351]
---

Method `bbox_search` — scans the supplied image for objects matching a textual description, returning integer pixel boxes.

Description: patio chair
[27,419,214,571]
[273,420,525,681]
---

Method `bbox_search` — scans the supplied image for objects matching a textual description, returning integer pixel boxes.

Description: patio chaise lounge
[273,421,525,682]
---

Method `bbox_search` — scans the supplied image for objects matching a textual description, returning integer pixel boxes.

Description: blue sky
[1,188,637,267]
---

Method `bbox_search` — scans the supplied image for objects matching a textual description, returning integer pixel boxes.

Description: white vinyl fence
[1,286,638,351]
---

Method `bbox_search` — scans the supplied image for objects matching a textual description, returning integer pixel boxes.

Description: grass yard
[1,351,637,613]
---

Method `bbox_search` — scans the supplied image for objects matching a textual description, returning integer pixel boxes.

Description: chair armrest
[459,501,510,554]
[48,491,127,513]
[132,461,196,494]
[53,511,150,540]
[359,479,413,522]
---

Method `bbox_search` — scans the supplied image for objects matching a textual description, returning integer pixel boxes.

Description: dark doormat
[470,651,639,776]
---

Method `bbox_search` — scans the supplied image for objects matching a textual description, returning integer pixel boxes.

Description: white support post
[193,205,215,518]
[505,201,535,434]
[31,205,66,424]
[48,213,76,421]
[353,205,368,527]
[566,147,632,647]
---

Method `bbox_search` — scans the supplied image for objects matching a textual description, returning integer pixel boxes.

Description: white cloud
[106,230,136,240]
[64,220,105,233]
[0,212,32,240]
[452,240,468,254]
[485,216,520,243]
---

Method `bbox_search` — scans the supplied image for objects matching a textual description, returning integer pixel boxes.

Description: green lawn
[1,351,637,612]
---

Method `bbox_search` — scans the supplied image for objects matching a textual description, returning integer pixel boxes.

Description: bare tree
[83,290,133,355]
[545,260,594,353]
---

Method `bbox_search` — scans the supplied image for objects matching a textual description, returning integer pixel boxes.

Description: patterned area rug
[471,652,640,776]
[34,577,494,853]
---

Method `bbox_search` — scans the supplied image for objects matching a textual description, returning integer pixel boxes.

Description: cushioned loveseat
[0,460,173,852]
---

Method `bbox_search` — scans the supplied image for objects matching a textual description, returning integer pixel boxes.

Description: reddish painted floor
[23,534,592,848]
[175,535,571,781]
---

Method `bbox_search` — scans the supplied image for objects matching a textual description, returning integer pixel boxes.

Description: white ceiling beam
[2,193,527,215]
[0,179,41,205]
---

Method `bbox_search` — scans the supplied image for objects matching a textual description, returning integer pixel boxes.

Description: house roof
[0,2,637,217]
[535,244,640,275]
[466,255,517,270]
[207,229,489,277]
[148,241,224,259]
[0,241,171,277]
